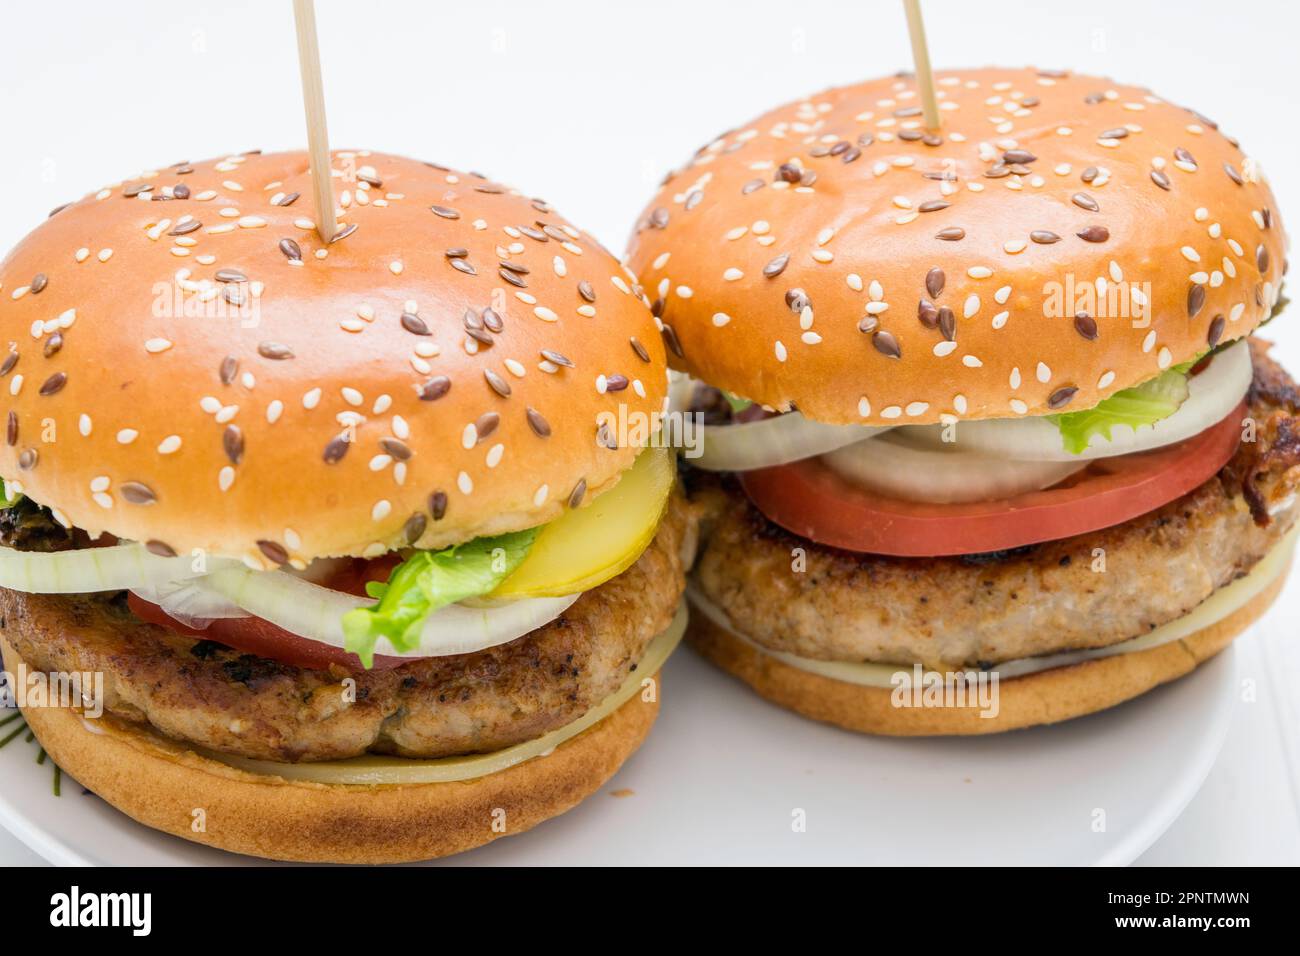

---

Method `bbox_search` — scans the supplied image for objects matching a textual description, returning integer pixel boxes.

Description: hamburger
[625,67,1293,734]
[0,149,691,862]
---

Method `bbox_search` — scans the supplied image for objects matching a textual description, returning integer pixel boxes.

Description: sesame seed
[872,330,901,359]
[763,254,790,278]
[925,268,945,298]
[568,479,587,508]
[323,435,350,464]
[120,481,157,505]
[39,372,67,396]
[258,342,294,360]
[400,312,431,336]
[1047,387,1078,409]
[1207,315,1226,346]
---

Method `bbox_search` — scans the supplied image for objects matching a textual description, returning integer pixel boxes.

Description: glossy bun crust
[0,150,667,565]
[626,68,1287,425]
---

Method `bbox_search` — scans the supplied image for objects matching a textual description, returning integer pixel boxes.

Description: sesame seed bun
[0,150,667,566]
[0,630,660,864]
[625,68,1287,425]
[686,552,1287,735]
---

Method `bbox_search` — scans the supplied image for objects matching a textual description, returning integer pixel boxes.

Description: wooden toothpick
[902,0,941,130]
[292,0,339,242]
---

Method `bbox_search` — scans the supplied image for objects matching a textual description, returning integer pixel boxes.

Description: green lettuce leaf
[0,478,19,508]
[1051,289,1284,456]
[341,528,538,667]
[1049,359,1198,455]
[723,391,752,414]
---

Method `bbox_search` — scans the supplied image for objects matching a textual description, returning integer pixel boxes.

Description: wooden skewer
[902,0,941,131]
[292,0,339,242]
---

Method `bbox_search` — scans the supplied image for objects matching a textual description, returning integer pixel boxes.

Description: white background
[0,0,1297,865]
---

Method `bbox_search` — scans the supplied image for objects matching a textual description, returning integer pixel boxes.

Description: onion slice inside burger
[821,434,1088,505]
[690,409,890,472]
[0,542,236,594]
[0,538,581,660]
[193,567,581,660]
[893,339,1253,462]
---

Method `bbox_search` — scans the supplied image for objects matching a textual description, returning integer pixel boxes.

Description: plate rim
[0,646,1238,867]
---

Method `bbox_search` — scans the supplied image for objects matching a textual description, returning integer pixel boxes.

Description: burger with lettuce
[626,67,1293,734]
[0,149,691,862]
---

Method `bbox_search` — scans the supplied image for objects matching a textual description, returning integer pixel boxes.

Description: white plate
[0,645,1235,866]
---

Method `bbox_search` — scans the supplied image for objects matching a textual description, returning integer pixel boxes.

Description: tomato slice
[126,554,409,672]
[739,402,1246,557]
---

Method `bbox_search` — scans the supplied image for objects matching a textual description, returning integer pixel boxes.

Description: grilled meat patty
[688,340,1300,669]
[1,491,692,763]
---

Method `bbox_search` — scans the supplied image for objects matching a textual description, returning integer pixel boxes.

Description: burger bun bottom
[2,631,659,864]
[687,561,1288,735]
